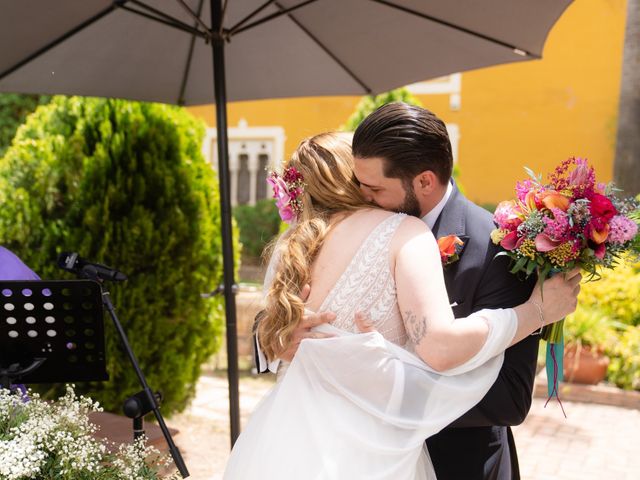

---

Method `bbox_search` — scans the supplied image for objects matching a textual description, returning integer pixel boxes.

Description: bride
[223,133,580,480]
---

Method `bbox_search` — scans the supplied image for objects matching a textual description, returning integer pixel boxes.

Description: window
[203,120,286,206]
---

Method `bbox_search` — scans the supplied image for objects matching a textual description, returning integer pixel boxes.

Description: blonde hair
[258,132,369,360]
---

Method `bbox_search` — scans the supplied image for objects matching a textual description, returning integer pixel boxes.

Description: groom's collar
[421,181,452,230]
[431,179,469,246]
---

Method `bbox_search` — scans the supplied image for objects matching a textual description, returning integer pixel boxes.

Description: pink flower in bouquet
[494,200,522,230]
[594,243,607,259]
[608,215,639,244]
[535,233,562,252]
[515,179,534,203]
[543,208,570,241]
[589,193,617,221]
[568,160,591,186]
[500,230,520,250]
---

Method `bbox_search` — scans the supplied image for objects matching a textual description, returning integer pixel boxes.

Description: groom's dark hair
[352,102,453,185]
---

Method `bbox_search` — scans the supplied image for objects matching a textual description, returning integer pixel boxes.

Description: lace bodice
[321,213,408,346]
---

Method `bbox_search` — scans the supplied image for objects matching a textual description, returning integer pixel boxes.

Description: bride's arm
[393,217,579,372]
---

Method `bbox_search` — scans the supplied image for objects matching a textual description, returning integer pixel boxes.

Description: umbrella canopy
[0,0,573,466]
[0,0,571,104]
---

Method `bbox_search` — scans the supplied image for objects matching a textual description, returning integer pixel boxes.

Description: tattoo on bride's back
[404,311,427,344]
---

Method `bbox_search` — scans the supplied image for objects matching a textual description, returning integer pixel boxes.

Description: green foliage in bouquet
[233,199,281,260]
[0,386,179,479]
[0,93,50,156]
[607,326,640,391]
[0,96,233,414]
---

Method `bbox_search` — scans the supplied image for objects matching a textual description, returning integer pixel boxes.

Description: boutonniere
[437,235,464,267]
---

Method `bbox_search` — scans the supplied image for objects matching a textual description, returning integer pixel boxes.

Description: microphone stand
[80,265,189,478]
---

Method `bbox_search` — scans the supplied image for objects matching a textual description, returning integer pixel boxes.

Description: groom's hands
[280,284,336,362]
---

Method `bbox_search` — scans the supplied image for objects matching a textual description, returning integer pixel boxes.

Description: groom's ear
[414,170,439,196]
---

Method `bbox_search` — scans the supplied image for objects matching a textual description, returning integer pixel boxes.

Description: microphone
[57,252,128,282]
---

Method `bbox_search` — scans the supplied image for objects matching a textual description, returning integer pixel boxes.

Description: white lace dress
[224,214,517,480]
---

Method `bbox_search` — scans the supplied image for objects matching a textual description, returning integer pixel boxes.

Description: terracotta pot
[563,343,609,385]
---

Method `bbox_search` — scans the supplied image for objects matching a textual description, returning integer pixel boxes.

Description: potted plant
[563,307,617,385]
[0,385,179,480]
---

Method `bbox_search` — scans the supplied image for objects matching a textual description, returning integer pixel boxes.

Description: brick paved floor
[166,372,640,480]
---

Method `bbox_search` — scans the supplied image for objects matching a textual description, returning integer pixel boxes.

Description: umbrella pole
[211,0,241,448]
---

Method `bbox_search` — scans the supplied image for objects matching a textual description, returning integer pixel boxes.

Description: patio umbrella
[0,0,573,452]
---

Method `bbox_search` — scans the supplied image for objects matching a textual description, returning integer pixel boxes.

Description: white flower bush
[0,386,179,480]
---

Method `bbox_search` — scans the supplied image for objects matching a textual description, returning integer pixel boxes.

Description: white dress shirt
[421,181,453,230]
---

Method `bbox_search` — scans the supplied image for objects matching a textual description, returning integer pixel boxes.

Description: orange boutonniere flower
[437,235,464,266]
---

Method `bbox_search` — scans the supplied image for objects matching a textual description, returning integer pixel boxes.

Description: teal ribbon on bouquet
[541,318,566,417]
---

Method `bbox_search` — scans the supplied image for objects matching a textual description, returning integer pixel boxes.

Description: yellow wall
[189,0,627,205]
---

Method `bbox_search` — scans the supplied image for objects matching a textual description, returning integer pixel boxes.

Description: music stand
[0,280,107,388]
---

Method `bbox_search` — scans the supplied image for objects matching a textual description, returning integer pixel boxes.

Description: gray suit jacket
[426,182,538,480]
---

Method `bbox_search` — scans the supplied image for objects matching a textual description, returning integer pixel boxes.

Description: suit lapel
[432,181,469,259]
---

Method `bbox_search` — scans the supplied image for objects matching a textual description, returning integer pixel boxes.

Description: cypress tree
[0,96,233,414]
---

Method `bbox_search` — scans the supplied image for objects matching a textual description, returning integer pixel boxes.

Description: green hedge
[0,96,233,414]
[0,93,50,156]
[233,199,281,261]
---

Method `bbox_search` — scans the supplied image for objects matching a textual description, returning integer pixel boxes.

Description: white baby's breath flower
[0,385,176,479]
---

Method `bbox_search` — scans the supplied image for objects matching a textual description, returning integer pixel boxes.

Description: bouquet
[0,385,179,480]
[491,157,640,399]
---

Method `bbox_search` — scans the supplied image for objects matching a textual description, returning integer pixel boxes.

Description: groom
[349,103,537,480]
[257,102,538,480]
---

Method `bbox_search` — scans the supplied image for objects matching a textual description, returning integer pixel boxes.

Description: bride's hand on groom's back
[279,284,337,362]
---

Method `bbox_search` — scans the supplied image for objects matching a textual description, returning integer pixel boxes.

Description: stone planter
[563,343,609,385]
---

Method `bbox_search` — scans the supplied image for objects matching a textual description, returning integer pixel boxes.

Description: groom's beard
[396,183,422,218]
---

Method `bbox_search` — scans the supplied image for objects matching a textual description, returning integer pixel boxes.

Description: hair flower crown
[267,166,305,224]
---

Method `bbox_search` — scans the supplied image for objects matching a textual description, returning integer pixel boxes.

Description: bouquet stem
[541,318,564,343]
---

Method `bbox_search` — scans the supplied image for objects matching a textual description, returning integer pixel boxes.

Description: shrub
[563,307,617,350]
[577,260,640,327]
[607,326,640,391]
[342,88,423,132]
[0,93,50,156]
[233,199,281,261]
[0,96,232,415]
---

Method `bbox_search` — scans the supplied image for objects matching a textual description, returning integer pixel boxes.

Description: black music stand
[0,280,107,388]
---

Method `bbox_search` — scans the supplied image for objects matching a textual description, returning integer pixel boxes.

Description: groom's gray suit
[427,182,537,480]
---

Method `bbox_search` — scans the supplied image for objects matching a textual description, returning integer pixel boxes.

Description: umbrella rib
[118,4,208,39]
[231,0,318,36]
[122,1,209,39]
[370,0,538,58]
[228,0,277,35]
[0,5,117,81]
[174,0,211,33]
[269,1,373,94]
[177,0,206,105]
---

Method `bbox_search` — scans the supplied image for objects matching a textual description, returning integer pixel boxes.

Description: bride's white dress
[223,214,517,480]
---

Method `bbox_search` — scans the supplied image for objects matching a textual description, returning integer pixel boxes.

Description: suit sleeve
[450,246,539,427]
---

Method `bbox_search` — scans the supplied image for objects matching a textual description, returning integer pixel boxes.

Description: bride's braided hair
[258,133,369,360]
